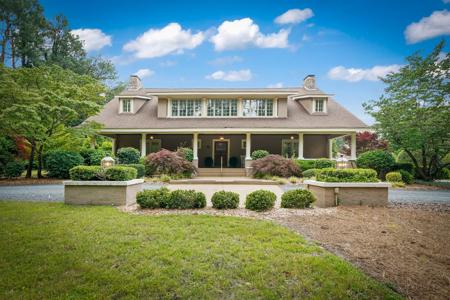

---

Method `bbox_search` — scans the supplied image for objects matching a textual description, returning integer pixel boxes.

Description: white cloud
[267,82,284,88]
[443,0,450,3]
[160,60,176,67]
[404,10,450,44]
[327,65,402,82]
[274,8,314,25]
[210,18,289,51]
[134,68,154,78]
[71,28,111,51]
[206,69,252,81]
[209,55,243,66]
[123,23,204,58]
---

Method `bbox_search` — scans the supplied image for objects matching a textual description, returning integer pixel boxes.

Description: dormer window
[313,98,326,113]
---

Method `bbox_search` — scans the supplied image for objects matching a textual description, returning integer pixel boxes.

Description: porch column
[245,133,252,176]
[328,138,333,159]
[350,133,357,160]
[192,133,199,167]
[298,133,304,159]
[141,133,147,157]
[111,137,116,155]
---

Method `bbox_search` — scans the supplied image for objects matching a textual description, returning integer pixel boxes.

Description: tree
[364,41,450,180]
[342,131,388,156]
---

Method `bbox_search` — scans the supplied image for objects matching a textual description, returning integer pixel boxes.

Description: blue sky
[41,0,450,124]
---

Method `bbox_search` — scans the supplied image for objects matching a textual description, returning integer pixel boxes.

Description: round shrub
[167,189,206,209]
[121,164,145,178]
[211,191,239,209]
[176,147,193,162]
[69,166,103,180]
[436,167,450,180]
[245,190,276,211]
[3,161,24,179]
[386,171,403,183]
[302,168,318,178]
[296,160,315,172]
[281,189,315,208]
[136,187,171,209]
[252,155,300,178]
[80,148,108,166]
[251,150,269,160]
[46,150,84,179]
[105,166,137,181]
[116,147,141,164]
[356,150,395,179]
[399,169,414,184]
[314,159,335,169]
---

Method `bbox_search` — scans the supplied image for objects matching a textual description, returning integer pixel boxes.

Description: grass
[0,201,400,299]
[414,179,450,189]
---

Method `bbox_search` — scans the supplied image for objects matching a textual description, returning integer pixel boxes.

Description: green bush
[251,150,269,160]
[121,164,145,178]
[211,191,239,209]
[386,172,402,183]
[136,187,171,209]
[105,166,137,181]
[245,190,276,211]
[281,189,315,208]
[296,160,316,172]
[356,150,395,179]
[80,148,108,166]
[116,147,141,164]
[314,159,335,169]
[167,189,206,209]
[436,168,450,180]
[392,162,415,175]
[3,161,24,179]
[302,168,318,178]
[69,166,103,180]
[46,150,84,179]
[176,147,193,162]
[399,170,414,184]
[316,168,378,183]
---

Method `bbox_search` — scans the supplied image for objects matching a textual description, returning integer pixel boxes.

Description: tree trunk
[11,34,16,68]
[26,141,36,178]
[404,148,429,180]
[0,16,10,64]
[37,144,44,178]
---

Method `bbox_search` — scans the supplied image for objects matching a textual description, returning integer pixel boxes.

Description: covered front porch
[105,130,357,175]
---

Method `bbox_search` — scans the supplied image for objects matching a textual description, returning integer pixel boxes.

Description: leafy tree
[342,131,388,156]
[364,41,450,180]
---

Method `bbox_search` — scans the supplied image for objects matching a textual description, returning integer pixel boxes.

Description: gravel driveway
[0,183,449,205]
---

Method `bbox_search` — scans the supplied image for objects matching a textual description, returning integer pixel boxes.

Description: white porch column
[111,137,116,155]
[140,133,147,157]
[328,138,333,159]
[350,133,357,160]
[245,133,251,160]
[192,133,199,167]
[298,133,304,159]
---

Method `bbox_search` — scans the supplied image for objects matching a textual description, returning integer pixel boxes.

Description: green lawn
[0,201,400,299]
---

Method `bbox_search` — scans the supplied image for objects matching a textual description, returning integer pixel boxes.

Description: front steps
[197,168,246,177]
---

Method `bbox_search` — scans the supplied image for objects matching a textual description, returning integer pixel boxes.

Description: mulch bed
[0,178,63,186]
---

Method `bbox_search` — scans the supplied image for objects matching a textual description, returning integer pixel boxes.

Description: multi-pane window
[242,99,273,117]
[171,99,202,117]
[207,99,238,116]
[315,99,324,112]
[122,99,131,113]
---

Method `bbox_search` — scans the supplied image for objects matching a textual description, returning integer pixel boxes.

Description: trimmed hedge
[3,161,24,179]
[105,166,137,181]
[302,168,318,178]
[316,168,378,183]
[245,190,276,211]
[121,164,145,178]
[69,166,103,181]
[314,159,335,169]
[399,170,414,184]
[116,147,141,164]
[296,160,316,172]
[251,150,270,160]
[46,150,84,179]
[136,187,171,209]
[386,171,402,183]
[356,150,395,179]
[211,191,239,209]
[167,189,206,209]
[281,189,315,208]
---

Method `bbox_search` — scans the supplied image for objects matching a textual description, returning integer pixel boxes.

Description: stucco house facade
[89,75,367,175]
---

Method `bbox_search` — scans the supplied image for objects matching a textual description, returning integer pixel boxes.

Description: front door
[214,141,228,167]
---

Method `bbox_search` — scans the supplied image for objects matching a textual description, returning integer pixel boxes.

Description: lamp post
[336,154,348,169]
[101,156,115,168]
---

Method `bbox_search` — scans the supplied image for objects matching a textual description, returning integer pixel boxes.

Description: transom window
[122,99,132,113]
[242,99,273,117]
[171,99,202,117]
[207,99,238,116]
[314,99,325,112]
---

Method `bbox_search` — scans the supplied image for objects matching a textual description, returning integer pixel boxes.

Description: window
[242,99,274,117]
[282,139,298,158]
[207,99,238,116]
[314,99,325,112]
[171,99,202,117]
[241,139,246,149]
[122,99,132,113]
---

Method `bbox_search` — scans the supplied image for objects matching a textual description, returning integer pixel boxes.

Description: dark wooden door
[214,141,228,167]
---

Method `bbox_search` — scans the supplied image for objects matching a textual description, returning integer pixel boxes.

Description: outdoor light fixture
[336,154,348,169]
[150,136,154,140]
[219,136,224,140]
[101,156,115,168]
[290,136,294,140]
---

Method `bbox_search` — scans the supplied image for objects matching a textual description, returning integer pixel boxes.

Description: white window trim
[313,98,327,113]
[119,98,133,114]
[241,139,246,150]
[169,98,203,118]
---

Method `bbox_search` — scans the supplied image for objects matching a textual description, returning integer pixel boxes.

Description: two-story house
[89,74,367,175]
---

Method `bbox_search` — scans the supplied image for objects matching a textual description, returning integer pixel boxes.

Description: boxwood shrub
[315,168,378,183]
[251,150,269,160]
[399,169,414,184]
[296,160,316,172]
[136,187,171,209]
[314,159,335,169]
[281,189,315,208]
[167,189,206,209]
[79,148,108,166]
[245,190,276,211]
[116,147,141,164]
[121,164,145,178]
[356,150,395,179]
[211,191,239,209]
[386,171,403,183]
[46,150,84,179]
[302,168,318,178]
[3,161,25,179]
[69,166,103,181]
[105,166,137,181]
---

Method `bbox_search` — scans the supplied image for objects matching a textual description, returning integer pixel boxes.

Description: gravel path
[0,183,449,205]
